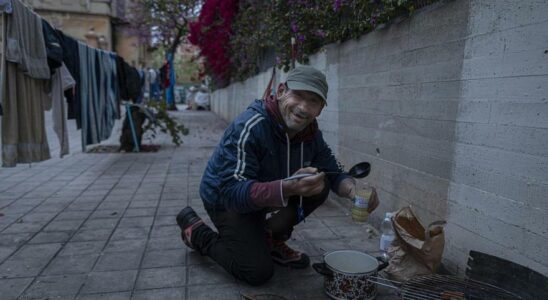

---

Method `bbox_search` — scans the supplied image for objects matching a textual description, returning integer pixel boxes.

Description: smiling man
[176,65,379,286]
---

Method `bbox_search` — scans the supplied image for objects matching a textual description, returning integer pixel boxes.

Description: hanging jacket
[199,98,349,213]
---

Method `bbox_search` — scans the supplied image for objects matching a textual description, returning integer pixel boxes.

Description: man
[177,66,379,286]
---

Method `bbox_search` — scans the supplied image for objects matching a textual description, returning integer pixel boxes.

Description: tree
[128,0,202,57]
[116,0,199,151]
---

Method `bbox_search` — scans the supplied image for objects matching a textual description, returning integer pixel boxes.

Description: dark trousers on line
[191,185,329,286]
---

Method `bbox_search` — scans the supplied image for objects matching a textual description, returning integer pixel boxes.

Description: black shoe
[176,206,204,249]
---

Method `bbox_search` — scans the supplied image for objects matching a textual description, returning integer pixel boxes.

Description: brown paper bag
[383,206,446,281]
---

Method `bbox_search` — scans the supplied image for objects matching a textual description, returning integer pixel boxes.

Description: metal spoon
[283,162,371,181]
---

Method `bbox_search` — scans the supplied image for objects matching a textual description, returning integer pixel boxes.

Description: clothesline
[0,0,170,168]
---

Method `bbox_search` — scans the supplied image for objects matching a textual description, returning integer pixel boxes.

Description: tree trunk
[119,106,146,152]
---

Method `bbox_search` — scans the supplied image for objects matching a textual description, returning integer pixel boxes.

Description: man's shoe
[176,206,204,250]
[270,239,310,269]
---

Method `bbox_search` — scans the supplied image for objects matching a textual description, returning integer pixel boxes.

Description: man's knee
[241,260,274,286]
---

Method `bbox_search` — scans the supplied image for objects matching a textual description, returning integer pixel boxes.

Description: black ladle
[283,162,371,181]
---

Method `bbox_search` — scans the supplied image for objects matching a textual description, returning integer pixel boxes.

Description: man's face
[277,85,324,133]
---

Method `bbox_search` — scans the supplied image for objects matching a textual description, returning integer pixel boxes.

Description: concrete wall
[210,0,548,276]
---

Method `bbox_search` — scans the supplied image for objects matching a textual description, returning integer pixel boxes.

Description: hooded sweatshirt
[199,98,349,213]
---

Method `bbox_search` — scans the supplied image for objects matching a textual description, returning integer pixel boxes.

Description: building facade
[28,0,147,66]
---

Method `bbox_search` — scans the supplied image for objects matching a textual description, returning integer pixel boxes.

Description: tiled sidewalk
[0,108,397,299]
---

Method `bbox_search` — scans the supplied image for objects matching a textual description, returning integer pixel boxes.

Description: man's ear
[276,83,286,98]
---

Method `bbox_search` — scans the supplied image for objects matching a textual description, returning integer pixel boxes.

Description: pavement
[0,106,398,299]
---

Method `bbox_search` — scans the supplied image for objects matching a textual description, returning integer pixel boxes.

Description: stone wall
[211,0,548,276]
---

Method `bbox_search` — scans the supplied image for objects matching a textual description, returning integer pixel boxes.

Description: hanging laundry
[47,63,75,157]
[77,43,120,150]
[0,0,13,13]
[1,0,51,167]
[42,19,63,74]
[115,56,141,102]
[150,68,161,101]
[57,31,82,128]
[5,0,50,79]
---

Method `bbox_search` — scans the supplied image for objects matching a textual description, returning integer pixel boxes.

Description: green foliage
[142,101,189,146]
[227,0,437,83]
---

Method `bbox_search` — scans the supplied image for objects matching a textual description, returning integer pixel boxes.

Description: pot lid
[324,250,378,274]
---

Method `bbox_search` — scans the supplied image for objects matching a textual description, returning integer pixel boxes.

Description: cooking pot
[313,250,388,300]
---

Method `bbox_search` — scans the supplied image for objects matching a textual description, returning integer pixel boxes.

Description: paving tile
[187,263,238,285]
[76,291,131,300]
[150,225,179,238]
[0,232,33,247]
[20,212,58,223]
[132,287,186,300]
[146,237,184,251]
[110,227,150,240]
[28,231,73,244]
[141,249,185,268]
[239,274,326,300]
[81,218,119,230]
[151,215,176,227]
[135,266,186,290]
[0,277,34,299]
[2,221,45,234]
[96,201,129,210]
[293,227,338,241]
[104,239,147,253]
[0,246,17,262]
[330,224,375,239]
[124,208,156,217]
[71,228,113,242]
[80,270,138,294]
[117,217,154,228]
[22,274,86,298]
[58,241,106,256]
[128,200,158,209]
[320,216,359,227]
[0,243,62,278]
[94,251,143,272]
[187,284,242,300]
[43,253,99,275]
[89,210,124,220]
[156,206,179,216]
[54,210,93,221]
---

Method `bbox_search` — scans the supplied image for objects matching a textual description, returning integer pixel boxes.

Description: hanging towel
[5,0,50,79]
[1,0,51,167]
[2,62,51,167]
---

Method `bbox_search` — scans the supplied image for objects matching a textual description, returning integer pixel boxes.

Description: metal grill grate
[400,275,522,300]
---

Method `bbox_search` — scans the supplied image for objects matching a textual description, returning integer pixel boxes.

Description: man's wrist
[281,180,296,198]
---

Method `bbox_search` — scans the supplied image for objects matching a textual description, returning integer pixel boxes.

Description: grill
[371,275,521,300]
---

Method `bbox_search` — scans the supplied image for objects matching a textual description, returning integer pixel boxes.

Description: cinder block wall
[210,0,548,276]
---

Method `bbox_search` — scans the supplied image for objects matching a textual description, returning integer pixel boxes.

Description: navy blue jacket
[200,99,348,213]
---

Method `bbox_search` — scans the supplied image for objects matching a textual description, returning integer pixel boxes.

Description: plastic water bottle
[379,212,395,260]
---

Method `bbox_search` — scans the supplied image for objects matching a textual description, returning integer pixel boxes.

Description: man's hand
[282,167,325,198]
[367,187,380,213]
[339,178,380,213]
[337,178,356,199]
